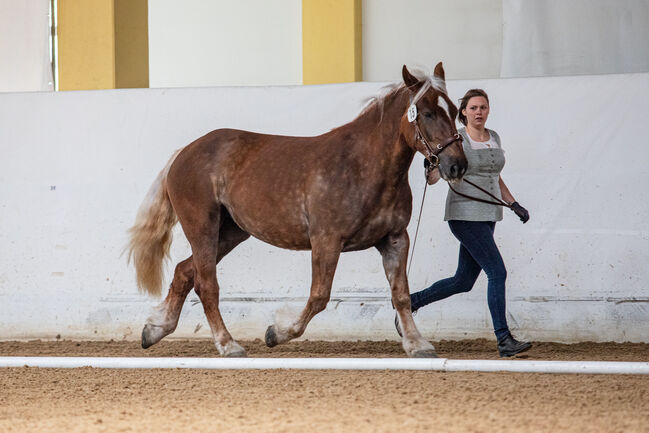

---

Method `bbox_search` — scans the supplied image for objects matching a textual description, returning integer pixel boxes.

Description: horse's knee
[309,293,330,313]
[193,280,215,301]
[391,291,411,310]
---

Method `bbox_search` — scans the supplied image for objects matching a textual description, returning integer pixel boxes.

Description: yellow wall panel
[302,0,362,84]
[57,0,149,90]
[114,0,149,88]
[58,0,116,90]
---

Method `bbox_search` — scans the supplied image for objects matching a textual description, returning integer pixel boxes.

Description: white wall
[363,0,649,81]
[362,0,503,81]
[0,0,53,92]
[148,0,303,87]
[501,0,649,78]
[1,72,648,344]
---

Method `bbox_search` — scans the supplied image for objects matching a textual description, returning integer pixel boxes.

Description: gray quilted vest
[444,127,505,222]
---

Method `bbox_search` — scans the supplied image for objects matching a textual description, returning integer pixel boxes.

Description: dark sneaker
[497,333,532,357]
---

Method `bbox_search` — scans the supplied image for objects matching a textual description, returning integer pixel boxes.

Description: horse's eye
[422,112,433,118]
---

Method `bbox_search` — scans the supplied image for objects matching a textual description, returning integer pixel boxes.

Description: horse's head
[401,63,467,182]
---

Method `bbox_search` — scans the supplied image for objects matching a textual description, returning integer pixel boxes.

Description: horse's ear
[402,65,419,88]
[433,62,446,81]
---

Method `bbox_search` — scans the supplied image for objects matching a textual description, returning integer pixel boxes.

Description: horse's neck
[359,91,414,178]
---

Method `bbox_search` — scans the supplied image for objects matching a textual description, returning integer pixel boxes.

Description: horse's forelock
[411,80,432,105]
[409,67,448,95]
[431,76,447,94]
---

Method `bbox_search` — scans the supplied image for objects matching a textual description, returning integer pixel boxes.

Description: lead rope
[448,179,512,208]
[407,180,428,278]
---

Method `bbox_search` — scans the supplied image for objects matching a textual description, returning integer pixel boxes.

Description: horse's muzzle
[447,162,466,179]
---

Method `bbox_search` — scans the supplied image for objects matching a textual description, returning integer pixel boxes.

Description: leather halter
[409,104,462,168]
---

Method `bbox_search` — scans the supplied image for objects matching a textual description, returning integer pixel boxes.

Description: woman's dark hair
[458,89,489,126]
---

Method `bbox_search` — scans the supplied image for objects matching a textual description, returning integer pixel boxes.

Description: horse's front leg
[376,232,437,358]
[265,235,341,347]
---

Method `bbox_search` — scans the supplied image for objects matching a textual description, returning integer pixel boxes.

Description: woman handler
[398,88,531,357]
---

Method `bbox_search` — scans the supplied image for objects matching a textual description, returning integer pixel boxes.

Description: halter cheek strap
[408,104,462,167]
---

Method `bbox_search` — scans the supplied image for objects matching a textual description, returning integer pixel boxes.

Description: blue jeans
[410,220,510,340]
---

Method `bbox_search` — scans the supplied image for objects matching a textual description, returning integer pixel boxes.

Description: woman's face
[462,96,489,128]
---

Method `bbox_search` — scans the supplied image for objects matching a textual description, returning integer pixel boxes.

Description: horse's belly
[251,228,312,250]
[226,205,312,250]
[341,227,390,252]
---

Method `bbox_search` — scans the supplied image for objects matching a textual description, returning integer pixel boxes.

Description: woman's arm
[500,176,530,223]
[499,176,515,205]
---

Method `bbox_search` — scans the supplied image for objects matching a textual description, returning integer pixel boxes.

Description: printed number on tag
[407,105,417,122]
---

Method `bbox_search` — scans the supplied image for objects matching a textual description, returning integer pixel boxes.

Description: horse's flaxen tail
[126,149,183,297]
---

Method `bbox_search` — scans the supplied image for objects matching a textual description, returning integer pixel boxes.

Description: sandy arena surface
[1,339,648,433]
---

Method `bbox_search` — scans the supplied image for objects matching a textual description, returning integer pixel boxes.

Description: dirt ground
[1,339,648,433]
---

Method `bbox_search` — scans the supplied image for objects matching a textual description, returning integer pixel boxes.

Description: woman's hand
[499,177,528,222]
[510,202,530,223]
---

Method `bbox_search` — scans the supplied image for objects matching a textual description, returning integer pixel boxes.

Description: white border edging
[1,357,648,374]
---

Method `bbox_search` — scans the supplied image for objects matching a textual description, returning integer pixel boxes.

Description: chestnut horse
[127,63,467,358]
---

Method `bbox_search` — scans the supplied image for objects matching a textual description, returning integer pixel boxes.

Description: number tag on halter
[407,104,417,122]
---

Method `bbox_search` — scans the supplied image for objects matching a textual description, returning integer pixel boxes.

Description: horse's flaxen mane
[356,68,447,122]
[355,83,403,120]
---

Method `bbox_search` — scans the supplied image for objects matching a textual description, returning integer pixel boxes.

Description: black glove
[510,201,529,223]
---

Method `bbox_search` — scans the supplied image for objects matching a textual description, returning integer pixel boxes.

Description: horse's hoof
[215,340,247,357]
[265,325,278,347]
[141,324,165,349]
[224,347,248,358]
[412,349,439,358]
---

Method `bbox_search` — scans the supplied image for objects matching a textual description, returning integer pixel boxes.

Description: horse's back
[165,126,411,251]
[166,128,324,248]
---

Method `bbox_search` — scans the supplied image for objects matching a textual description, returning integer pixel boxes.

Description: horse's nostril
[450,164,459,177]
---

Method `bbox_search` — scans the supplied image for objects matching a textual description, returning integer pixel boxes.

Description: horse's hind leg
[376,231,437,358]
[141,214,250,351]
[182,210,248,357]
[265,234,341,346]
[142,256,194,348]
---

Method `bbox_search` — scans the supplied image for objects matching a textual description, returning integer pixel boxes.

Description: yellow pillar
[114,0,149,88]
[302,0,362,85]
[57,0,148,91]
